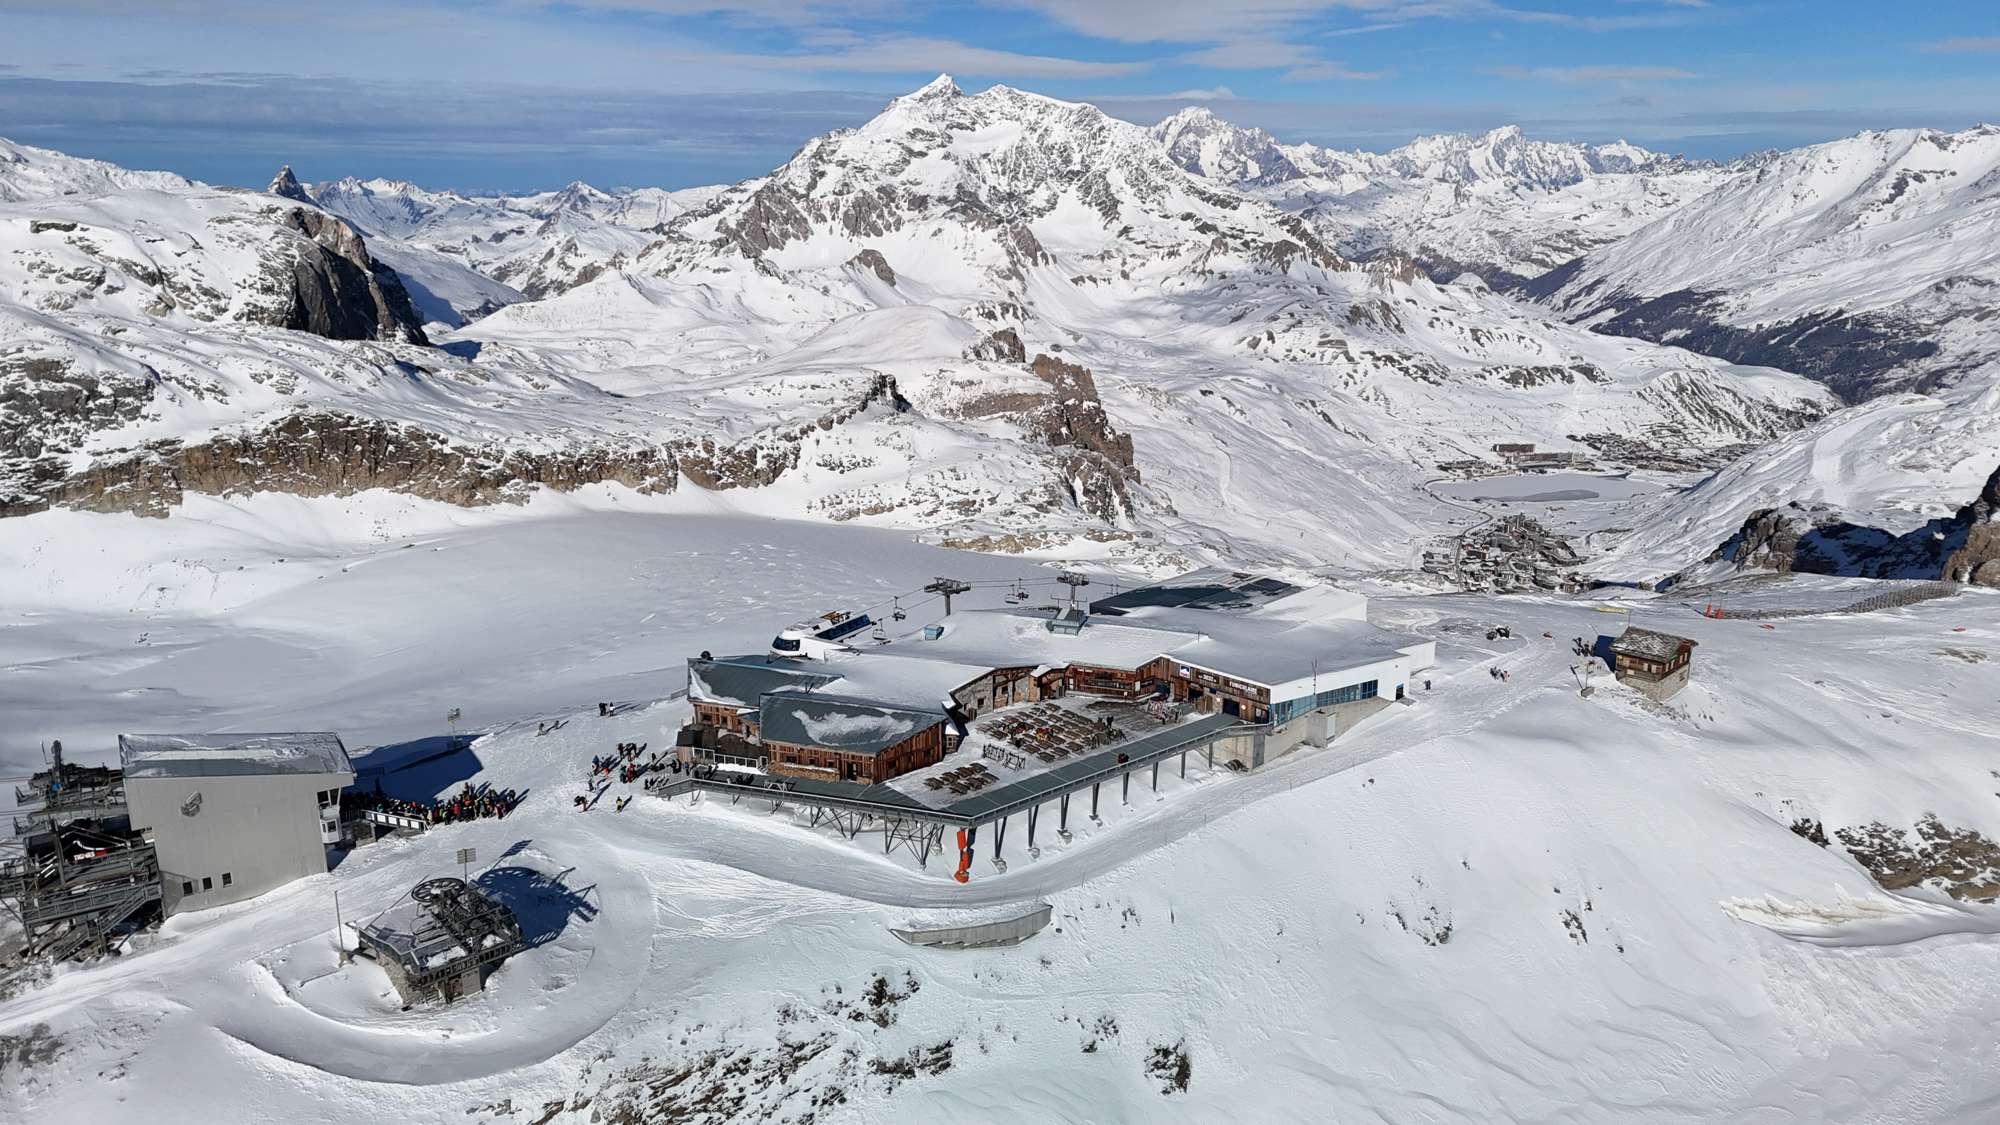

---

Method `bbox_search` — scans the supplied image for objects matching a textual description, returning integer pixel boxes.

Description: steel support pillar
[994,816,1007,858]
[1152,762,1159,791]
[1027,805,1039,849]
[1122,771,1130,804]
[1060,794,1070,830]
[1090,783,1100,819]
[1180,750,1187,779]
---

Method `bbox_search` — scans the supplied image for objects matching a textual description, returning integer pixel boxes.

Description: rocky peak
[268,165,312,203]
[1149,106,1307,187]
[263,206,431,345]
[905,74,962,103]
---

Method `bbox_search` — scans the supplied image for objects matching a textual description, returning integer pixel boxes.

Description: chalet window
[222,873,233,887]
[201,876,213,891]
[182,880,194,896]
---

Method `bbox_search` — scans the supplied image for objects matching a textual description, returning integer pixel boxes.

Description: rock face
[1942,463,2000,586]
[965,328,1026,363]
[1026,353,1138,522]
[1707,461,2000,585]
[263,207,431,345]
[1576,289,1942,403]
[847,249,896,285]
[2,374,913,519]
[267,165,312,203]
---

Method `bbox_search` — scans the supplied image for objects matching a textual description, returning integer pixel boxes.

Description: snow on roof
[118,732,353,780]
[688,657,836,708]
[879,607,1198,673]
[756,693,942,756]
[1611,628,1697,661]
[1160,616,1425,688]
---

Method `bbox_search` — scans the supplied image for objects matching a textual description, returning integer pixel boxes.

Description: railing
[361,808,429,833]
[1696,580,1963,620]
[22,875,162,927]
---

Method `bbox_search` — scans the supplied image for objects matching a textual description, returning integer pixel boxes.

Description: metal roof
[1090,567,1302,615]
[756,693,943,756]
[119,732,353,780]
[688,656,836,708]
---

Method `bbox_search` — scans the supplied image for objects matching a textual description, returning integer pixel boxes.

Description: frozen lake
[1434,472,1669,503]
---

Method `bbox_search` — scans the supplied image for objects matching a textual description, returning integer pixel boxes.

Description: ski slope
[4,501,1999,1123]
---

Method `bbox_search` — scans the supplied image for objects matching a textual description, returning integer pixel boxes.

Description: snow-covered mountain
[0,80,1835,576]
[304,173,721,307]
[458,76,1830,566]
[0,139,437,482]
[1539,126,2000,403]
[1149,110,1726,287]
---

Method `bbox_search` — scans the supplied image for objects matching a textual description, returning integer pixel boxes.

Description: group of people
[593,742,666,785]
[345,782,520,826]
[576,741,681,811]
[430,782,520,823]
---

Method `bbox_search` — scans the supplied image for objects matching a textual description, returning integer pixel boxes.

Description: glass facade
[1269,679,1378,725]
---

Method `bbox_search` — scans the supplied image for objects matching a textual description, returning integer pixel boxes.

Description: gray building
[119,733,354,916]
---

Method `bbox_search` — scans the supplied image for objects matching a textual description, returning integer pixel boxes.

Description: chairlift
[891,597,907,622]
[1007,581,1030,604]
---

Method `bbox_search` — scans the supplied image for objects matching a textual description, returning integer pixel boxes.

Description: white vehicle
[770,611,873,659]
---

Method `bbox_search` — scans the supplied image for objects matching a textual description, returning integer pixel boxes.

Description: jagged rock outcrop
[1026,353,1138,522]
[847,248,896,285]
[4,412,676,517]
[1708,462,2000,585]
[1942,463,2000,586]
[0,355,152,461]
[267,165,312,204]
[966,328,1026,363]
[261,207,431,345]
[1,374,914,519]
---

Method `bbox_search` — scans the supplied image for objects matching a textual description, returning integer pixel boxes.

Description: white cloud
[693,37,1152,78]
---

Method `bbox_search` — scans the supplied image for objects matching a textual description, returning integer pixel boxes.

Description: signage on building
[180,791,203,818]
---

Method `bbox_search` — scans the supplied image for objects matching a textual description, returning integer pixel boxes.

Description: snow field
[5,514,1999,1121]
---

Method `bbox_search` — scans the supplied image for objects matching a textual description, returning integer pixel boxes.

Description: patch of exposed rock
[266,165,312,204]
[1942,462,2000,585]
[0,354,153,462]
[965,328,1026,363]
[1833,815,2000,901]
[2,374,913,519]
[1027,352,1137,522]
[1707,461,2000,586]
[847,248,896,285]
[1565,287,1942,403]
[256,207,430,345]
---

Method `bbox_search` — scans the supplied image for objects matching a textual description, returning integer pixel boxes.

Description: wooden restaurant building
[679,570,1438,781]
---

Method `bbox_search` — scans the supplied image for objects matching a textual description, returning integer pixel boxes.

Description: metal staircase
[1,830,161,962]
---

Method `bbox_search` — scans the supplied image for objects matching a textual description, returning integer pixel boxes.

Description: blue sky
[1,0,1996,192]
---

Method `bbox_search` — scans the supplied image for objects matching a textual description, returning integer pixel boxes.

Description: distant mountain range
[1,77,1993,585]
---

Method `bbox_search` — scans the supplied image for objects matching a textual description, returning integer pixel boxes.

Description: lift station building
[120,733,354,915]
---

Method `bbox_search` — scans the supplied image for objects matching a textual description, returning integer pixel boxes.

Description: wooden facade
[1064,662,1154,699]
[1165,658,1272,722]
[765,722,946,785]
[1610,637,1696,682]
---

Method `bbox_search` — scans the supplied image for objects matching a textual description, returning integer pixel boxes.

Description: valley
[2,59,1998,1125]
